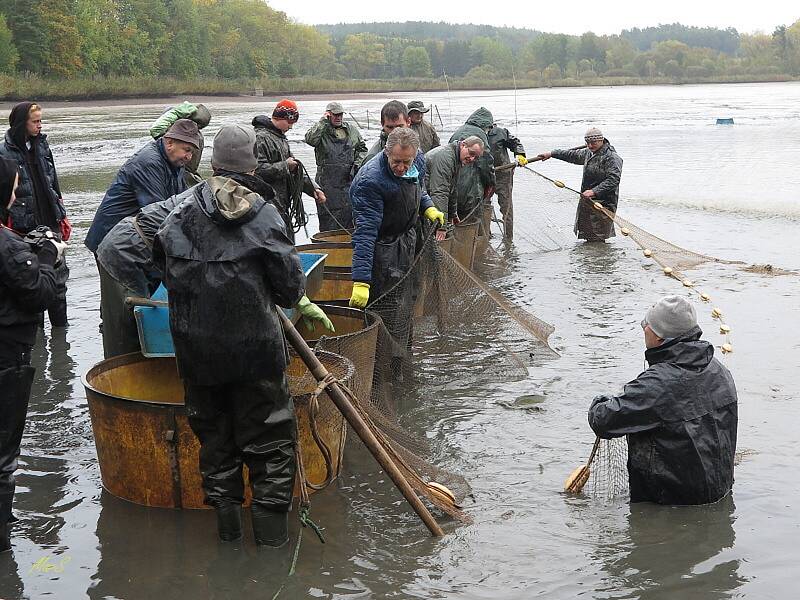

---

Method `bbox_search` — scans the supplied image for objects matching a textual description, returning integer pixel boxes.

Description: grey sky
[268,0,798,36]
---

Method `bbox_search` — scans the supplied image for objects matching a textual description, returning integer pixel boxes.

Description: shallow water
[1,82,799,599]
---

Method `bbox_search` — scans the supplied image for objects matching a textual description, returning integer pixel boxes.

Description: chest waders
[316,134,355,232]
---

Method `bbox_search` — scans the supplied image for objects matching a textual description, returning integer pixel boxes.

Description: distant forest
[0,1,798,97]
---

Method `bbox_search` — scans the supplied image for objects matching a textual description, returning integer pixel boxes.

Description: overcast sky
[268,1,798,36]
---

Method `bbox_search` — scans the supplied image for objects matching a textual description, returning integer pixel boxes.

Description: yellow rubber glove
[423,206,445,227]
[349,282,370,309]
[516,155,528,167]
[296,295,335,333]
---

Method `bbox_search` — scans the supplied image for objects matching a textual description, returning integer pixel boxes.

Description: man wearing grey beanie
[587,295,738,505]
[153,124,334,547]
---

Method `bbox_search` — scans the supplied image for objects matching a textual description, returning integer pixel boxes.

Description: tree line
[1,1,799,85]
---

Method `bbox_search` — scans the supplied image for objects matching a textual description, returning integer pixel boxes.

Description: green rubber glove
[296,295,335,333]
[349,282,370,309]
[424,206,445,227]
[516,155,528,166]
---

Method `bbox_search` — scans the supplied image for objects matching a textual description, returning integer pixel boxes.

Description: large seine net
[308,215,557,522]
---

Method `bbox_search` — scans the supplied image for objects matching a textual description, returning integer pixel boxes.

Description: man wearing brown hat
[408,100,440,153]
[149,101,212,186]
[304,101,367,231]
[85,118,202,253]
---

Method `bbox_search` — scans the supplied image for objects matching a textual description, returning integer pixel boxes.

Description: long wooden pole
[277,308,445,537]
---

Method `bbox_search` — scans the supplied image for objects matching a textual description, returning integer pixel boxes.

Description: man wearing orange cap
[252,100,325,241]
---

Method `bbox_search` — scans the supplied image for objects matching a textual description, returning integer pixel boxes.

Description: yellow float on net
[721,343,733,354]
[643,249,653,258]
[720,324,731,334]
[663,267,673,275]
[700,293,711,302]
[554,180,565,188]
[711,308,722,319]
[593,201,603,210]
[682,279,693,287]
[621,227,630,236]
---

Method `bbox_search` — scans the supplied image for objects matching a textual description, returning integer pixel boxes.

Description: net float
[620,227,630,236]
[682,279,693,287]
[663,267,673,275]
[554,180,565,188]
[700,293,711,302]
[593,201,603,210]
[711,308,722,318]
[721,343,733,354]
[720,324,731,334]
[643,249,653,258]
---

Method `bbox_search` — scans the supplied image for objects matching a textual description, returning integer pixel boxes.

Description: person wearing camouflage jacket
[448,107,496,222]
[538,126,622,242]
[408,100,440,153]
[487,124,526,240]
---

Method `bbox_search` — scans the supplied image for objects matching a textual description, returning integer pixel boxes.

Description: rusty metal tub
[83,351,354,509]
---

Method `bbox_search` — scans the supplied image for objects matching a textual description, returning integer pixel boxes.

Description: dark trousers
[0,340,35,524]
[97,261,141,358]
[495,169,514,240]
[183,375,296,511]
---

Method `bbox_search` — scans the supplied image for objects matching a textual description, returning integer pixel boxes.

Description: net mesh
[308,214,558,522]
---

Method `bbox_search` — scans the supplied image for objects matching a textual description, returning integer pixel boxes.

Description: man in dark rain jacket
[252,99,325,240]
[0,157,65,552]
[149,101,212,187]
[84,118,202,252]
[304,101,367,231]
[588,296,738,505]
[537,126,622,242]
[448,107,496,222]
[153,124,332,547]
[361,100,411,166]
[0,102,70,326]
[487,123,527,240]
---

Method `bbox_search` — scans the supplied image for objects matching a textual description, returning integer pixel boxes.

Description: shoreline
[1,75,797,109]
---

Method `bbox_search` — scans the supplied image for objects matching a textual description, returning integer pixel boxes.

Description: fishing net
[589,437,629,501]
[307,216,558,522]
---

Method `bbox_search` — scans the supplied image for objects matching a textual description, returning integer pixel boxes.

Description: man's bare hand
[315,189,327,203]
[287,157,298,172]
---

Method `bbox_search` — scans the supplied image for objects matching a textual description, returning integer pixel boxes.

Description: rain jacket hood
[202,176,263,224]
[465,107,494,131]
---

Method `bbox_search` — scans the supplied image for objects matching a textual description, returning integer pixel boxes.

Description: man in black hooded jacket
[154,124,332,548]
[588,296,738,505]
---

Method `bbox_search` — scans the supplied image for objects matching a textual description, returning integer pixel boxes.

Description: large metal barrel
[309,270,352,304]
[299,305,380,406]
[297,242,352,272]
[83,351,354,509]
[451,221,479,269]
[311,229,352,244]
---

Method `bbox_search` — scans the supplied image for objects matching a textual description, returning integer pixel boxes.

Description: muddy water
[1,82,799,598]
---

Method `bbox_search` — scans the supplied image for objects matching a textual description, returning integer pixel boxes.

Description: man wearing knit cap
[304,101,367,231]
[252,99,325,241]
[588,295,738,505]
[154,124,333,547]
[536,126,622,242]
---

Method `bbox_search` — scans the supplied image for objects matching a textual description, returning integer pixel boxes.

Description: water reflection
[603,496,743,600]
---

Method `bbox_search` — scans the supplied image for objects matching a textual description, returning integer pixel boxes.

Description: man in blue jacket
[349,128,444,376]
[84,119,202,253]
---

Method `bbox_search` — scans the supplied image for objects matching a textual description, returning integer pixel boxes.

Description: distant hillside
[316,21,543,49]
[621,23,740,54]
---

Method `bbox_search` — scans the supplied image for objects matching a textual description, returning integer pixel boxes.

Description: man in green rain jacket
[448,107,496,222]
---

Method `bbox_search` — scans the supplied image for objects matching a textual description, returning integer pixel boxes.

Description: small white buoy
[700,293,711,302]
[682,279,693,287]
[721,343,733,354]
[720,324,731,334]
[663,267,673,276]
[621,227,630,236]
[711,308,722,319]
[643,249,653,258]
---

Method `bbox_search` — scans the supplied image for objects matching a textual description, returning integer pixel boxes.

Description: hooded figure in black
[153,124,332,547]
[588,296,738,505]
[0,102,70,325]
[0,157,61,552]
